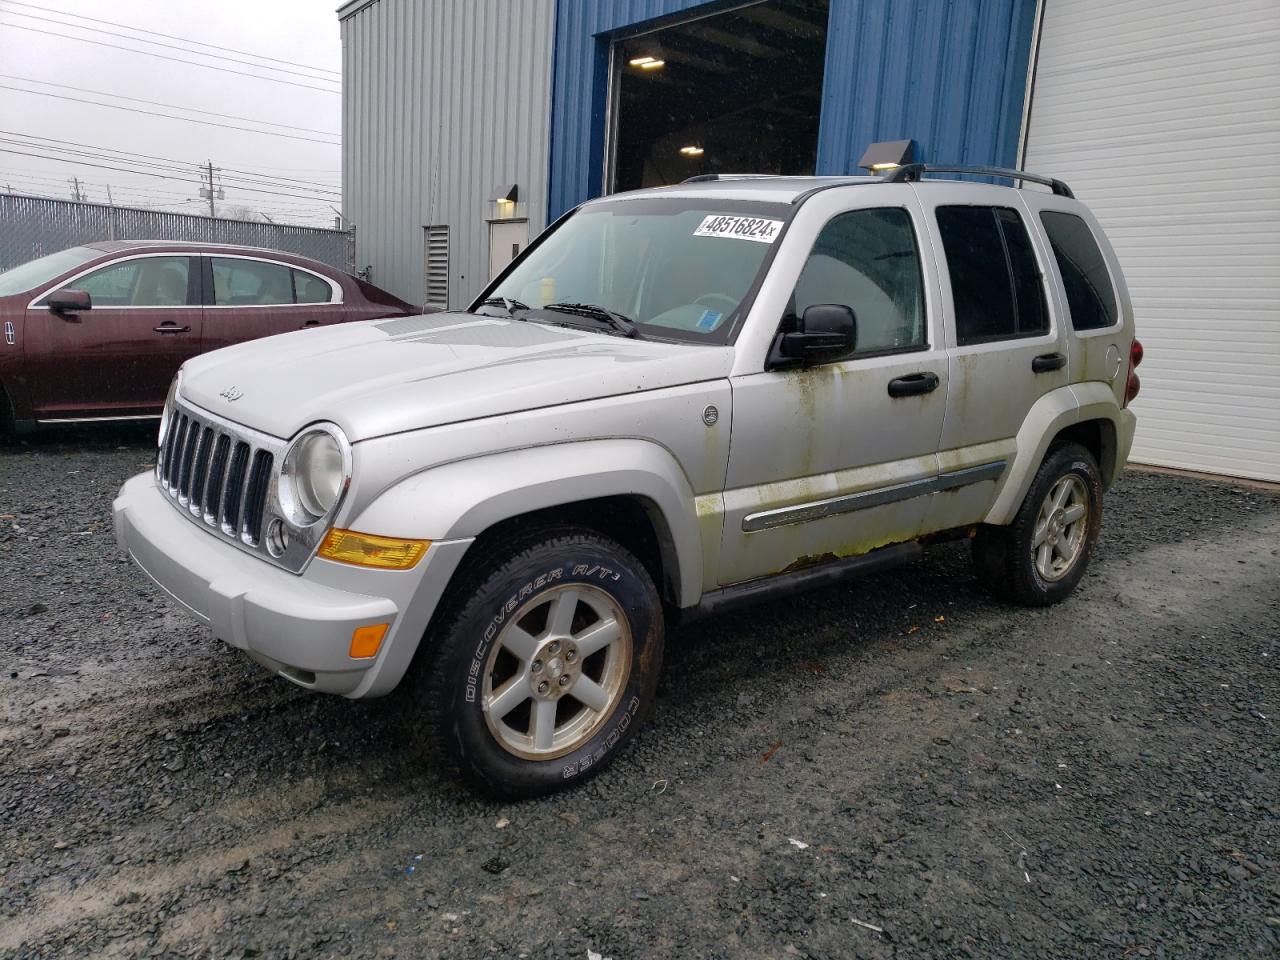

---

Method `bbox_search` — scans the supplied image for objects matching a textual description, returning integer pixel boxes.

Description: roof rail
[884,163,1074,198]
[680,173,780,183]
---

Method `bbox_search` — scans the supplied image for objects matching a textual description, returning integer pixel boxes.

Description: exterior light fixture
[629,55,655,66]
[639,59,665,69]
[679,146,704,157]
[858,139,916,173]
[488,183,519,220]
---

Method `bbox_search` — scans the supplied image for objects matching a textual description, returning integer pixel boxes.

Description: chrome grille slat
[176,417,199,503]
[242,450,274,544]
[202,434,231,523]
[189,427,215,515]
[221,441,251,534]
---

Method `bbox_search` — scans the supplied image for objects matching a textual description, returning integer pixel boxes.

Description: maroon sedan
[0,241,416,429]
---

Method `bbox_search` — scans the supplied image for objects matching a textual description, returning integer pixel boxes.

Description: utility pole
[105,184,113,206]
[197,161,224,217]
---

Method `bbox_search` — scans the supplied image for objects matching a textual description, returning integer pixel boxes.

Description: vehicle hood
[179,312,734,441]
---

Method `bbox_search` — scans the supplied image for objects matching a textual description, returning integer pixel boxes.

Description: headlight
[279,423,350,526]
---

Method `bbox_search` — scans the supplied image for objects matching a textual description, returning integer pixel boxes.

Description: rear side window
[936,206,1048,345]
[1040,211,1117,330]
[211,258,294,306]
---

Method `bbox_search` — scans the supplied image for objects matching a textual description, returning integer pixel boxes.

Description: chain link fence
[0,193,354,273]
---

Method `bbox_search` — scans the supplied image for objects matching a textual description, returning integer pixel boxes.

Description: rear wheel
[408,529,664,798]
[973,443,1102,606]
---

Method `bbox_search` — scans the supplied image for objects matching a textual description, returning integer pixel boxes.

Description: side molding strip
[742,460,1006,533]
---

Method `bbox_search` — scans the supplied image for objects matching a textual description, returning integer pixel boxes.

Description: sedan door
[24,254,201,420]
[200,255,347,353]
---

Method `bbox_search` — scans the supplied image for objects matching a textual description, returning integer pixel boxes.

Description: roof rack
[883,163,1074,198]
[680,174,781,183]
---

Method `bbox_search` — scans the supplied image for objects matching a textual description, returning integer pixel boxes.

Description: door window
[936,206,1048,345]
[211,258,295,306]
[793,207,926,356]
[52,256,191,307]
[1039,211,1117,330]
[292,269,333,304]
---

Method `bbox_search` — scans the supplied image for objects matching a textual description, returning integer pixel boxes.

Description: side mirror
[47,289,92,314]
[777,304,856,365]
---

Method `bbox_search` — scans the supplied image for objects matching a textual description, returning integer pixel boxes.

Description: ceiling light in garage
[679,145,704,157]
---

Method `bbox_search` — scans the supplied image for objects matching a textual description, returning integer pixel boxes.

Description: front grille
[157,406,275,547]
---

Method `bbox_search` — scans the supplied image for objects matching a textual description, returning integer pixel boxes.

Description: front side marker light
[318,528,430,569]
[350,623,389,659]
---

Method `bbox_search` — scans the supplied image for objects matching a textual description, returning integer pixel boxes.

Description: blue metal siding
[817,0,1039,175]
[549,0,1039,218]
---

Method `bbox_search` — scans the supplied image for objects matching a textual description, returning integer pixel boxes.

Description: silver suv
[114,165,1142,797]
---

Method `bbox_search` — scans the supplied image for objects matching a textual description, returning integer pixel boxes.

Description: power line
[0,133,341,194]
[0,85,341,145]
[0,148,344,203]
[0,75,339,137]
[0,21,341,94]
[0,8,342,83]
[0,0,341,76]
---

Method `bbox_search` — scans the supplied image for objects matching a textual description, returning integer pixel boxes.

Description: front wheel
[972,443,1103,606]
[409,529,664,798]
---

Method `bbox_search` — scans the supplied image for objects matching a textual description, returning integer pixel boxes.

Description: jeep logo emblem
[219,386,243,402]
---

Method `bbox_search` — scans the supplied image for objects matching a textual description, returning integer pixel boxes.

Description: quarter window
[59,256,190,307]
[292,269,333,304]
[792,207,926,356]
[211,258,295,306]
[936,206,1048,345]
[1040,211,1117,330]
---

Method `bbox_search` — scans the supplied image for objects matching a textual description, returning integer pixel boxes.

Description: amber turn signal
[317,528,430,569]
[349,623,389,659]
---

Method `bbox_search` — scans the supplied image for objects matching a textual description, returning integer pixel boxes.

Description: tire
[972,443,1103,606]
[407,528,664,798]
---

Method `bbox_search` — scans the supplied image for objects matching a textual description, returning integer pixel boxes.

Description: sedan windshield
[0,246,102,298]
[481,197,791,342]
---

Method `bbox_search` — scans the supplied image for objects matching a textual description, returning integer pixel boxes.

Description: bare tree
[219,204,260,222]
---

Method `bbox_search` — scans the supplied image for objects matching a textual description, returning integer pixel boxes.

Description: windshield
[481,197,791,342]
[0,246,102,298]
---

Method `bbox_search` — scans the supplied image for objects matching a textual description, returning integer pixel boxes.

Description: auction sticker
[693,215,782,244]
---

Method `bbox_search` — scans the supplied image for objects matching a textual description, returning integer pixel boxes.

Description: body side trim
[742,460,1006,533]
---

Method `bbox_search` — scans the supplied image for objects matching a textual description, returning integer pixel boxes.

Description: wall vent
[424,225,449,311]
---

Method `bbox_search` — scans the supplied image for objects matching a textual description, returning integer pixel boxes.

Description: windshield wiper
[540,302,641,338]
[475,296,530,317]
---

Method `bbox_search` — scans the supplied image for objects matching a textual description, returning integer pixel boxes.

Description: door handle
[887,372,940,398]
[302,319,320,327]
[153,323,191,334]
[1032,352,1066,373]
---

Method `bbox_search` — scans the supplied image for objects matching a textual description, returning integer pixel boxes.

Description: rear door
[912,184,1071,532]
[200,255,346,353]
[24,253,201,419]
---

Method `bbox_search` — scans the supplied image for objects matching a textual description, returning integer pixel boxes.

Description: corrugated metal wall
[0,193,352,272]
[341,0,556,309]
[548,0,1039,218]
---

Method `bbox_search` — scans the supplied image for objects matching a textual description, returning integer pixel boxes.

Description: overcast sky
[0,0,342,225]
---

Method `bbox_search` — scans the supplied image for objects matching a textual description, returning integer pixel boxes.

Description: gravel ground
[0,425,1276,960]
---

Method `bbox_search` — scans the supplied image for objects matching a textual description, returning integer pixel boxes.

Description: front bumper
[112,472,472,697]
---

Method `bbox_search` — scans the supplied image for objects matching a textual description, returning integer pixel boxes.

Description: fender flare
[983,383,1124,526]
[347,438,703,607]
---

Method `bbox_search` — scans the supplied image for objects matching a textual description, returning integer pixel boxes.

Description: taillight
[1123,338,1143,407]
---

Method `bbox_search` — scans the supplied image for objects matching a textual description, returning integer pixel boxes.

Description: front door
[719,191,949,585]
[24,254,201,419]
[200,255,346,353]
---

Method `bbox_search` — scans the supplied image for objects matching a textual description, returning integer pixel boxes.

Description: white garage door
[1023,0,1280,481]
